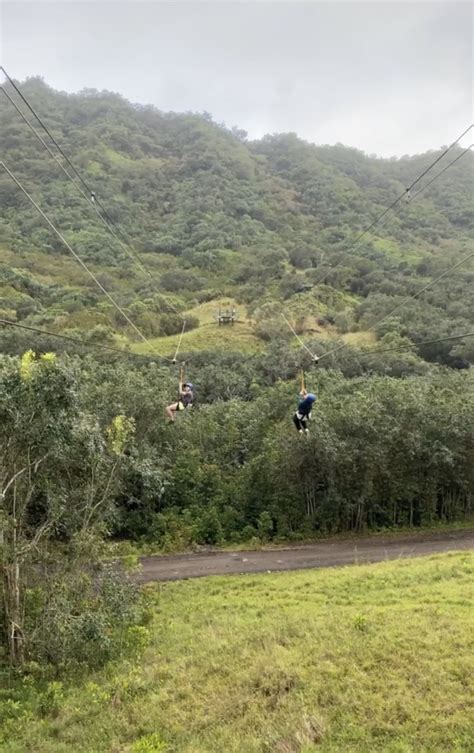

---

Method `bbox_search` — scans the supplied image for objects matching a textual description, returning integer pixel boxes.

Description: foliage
[113,365,472,546]
[0,353,145,668]
[107,414,136,455]
[5,352,472,558]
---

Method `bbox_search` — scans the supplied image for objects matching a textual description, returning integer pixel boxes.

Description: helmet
[306,393,316,402]
[184,383,194,390]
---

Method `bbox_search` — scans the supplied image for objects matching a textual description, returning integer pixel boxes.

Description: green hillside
[1,77,473,367]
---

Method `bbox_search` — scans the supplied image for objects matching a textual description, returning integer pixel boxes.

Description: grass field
[2,551,473,753]
[131,298,376,359]
[133,327,376,360]
[133,299,264,356]
[133,321,263,357]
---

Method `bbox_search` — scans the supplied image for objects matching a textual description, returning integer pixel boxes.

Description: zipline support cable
[172,320,187,363]
[0,161,173,363]
[281,313,320,362]
[318,248,474,363]
[0,318,159,361]
[307,124,473,290]
[0,69,184,317]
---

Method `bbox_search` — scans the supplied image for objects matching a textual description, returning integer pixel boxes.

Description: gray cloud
[1,1,472,156]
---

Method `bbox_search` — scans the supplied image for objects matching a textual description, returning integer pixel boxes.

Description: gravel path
[138,529,474,582]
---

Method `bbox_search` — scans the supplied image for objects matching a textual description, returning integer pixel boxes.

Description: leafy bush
[132,733,168,753]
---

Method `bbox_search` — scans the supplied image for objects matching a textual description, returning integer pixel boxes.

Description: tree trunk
[2,492,25,666]
[3,561,25,665]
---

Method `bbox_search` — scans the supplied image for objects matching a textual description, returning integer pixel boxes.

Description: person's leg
[165,402,178,421]
[293,413,303,432]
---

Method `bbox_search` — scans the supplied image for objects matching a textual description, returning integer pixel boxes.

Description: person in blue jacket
[293,389,317,434]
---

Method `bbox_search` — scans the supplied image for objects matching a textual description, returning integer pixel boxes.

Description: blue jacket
[297,394,316,416]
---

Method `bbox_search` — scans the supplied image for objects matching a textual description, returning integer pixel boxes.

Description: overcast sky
[0,1,472,156]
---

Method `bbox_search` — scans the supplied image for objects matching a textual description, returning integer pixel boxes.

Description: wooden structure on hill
[215,305,238,326]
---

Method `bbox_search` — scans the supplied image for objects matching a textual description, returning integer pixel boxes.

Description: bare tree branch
[1,454,49,499]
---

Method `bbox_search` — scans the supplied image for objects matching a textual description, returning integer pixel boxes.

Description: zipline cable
[0,161,173,362]
[398,144,473,205]
[1,66,99,199]
[303,123,473,290]
[0,87,150,276]
[359,144,474,241]
[404,124,473,188]
[353,331,474,360]
[281,313,319,361]
[284,143,473,363]
[282,129,472,356]
[0,86,89,198]
[352,144,474,247]
[0,85,160,285]
[1,317,472,367]
[172,319,187,363]
[318,248,474,362]
[0,69,183,316]
[0,318,158,362]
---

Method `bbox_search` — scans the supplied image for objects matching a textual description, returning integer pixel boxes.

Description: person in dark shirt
[165,382,194,422]
[293,389,316,434]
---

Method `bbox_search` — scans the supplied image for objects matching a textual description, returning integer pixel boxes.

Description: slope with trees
[1,77,473,368]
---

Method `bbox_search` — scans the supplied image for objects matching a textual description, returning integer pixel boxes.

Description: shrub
[132,733,168,753]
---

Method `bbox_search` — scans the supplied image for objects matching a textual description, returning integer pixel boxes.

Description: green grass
[131,298,375,359]
[340,330,377,347]
[371,236,423,266]
[133,321,263,357]
[133,299,264,356]
[2,552,474,752]
[0,246,139,292]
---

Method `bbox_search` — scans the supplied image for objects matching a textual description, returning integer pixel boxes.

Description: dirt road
[138,528,474,583]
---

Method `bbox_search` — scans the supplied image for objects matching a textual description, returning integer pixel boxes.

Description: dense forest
[0,78,473,670]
